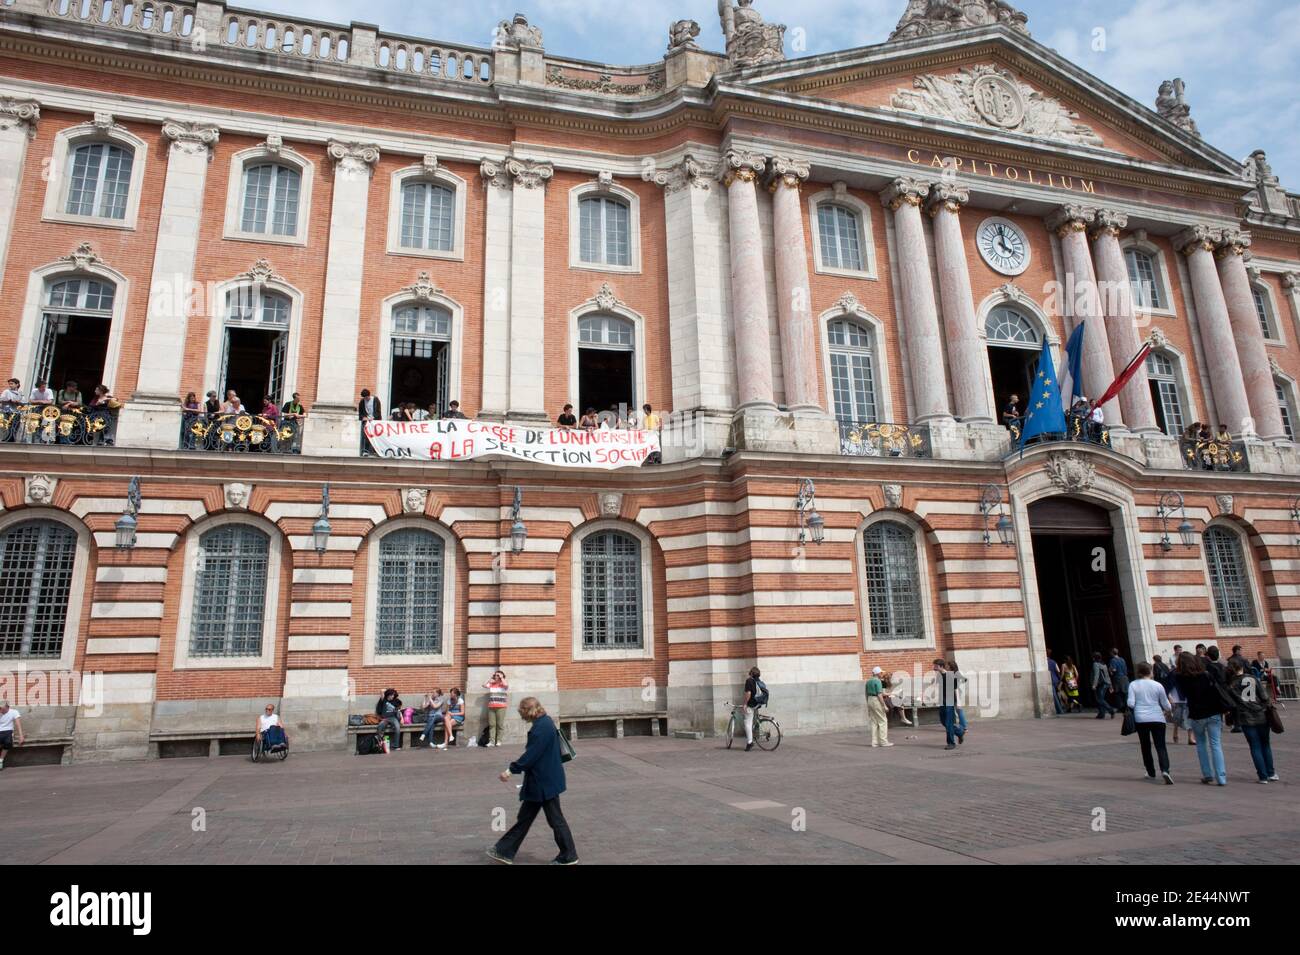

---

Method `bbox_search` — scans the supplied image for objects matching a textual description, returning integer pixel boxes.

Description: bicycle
[722,701,782,751]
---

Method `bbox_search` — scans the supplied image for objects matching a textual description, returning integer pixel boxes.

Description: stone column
[1216,230,1286,440]
[305,140,379,455]
[882,177,950,423]
[1173,225,1252,435]
[1282,272,1300,343]
[655,154,734,457]
[721,148,775,410]
[505,158,553,423]
[116,121,221,449]
[1047,204,1124,428]
[1089,208,1158,433]
[478,159,513,420]
[768,156,821,413]
[0,98,39,300]
[926,183,992,423]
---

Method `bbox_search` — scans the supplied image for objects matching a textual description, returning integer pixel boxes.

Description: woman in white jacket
[1128,661,1174,784]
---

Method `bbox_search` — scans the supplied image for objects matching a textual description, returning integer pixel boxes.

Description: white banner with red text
[363,419,660,469]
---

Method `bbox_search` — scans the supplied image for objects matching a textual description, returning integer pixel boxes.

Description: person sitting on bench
[434,688,465,750]
[256,703,288,750]
[375,688,404,750]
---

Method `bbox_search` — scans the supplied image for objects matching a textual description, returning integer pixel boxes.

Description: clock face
[976,217,1030,275]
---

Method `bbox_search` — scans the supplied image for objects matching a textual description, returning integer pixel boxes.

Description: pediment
[738,28,1241,176]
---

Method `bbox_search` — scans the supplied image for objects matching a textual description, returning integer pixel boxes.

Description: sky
[244,0,1300,187]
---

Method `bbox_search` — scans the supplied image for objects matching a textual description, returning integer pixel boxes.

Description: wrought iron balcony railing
[180,412,301,454]
[1179,437,1248,472]
[0,403,117,446]
[839,422,931,458]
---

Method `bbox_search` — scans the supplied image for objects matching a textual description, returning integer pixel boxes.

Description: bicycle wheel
[725,713,737,749]
[755,716,782,751]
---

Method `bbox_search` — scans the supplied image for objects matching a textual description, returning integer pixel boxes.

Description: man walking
[1108,648,1130,713]
[865,667,893,748]
[1091,651,1115,719]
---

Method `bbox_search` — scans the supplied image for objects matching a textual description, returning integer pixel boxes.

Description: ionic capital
[1214,228,1251,259]
[880,176,931,210]
[327,140,381,175]
[1088,208,1128,239]
[162,119,220,158]
[767,155,810,192]
[1045,204,1096,237]
[653,154,716,194]
[504,157,554,190]
[0,97,40,136]
[1172,224,1220,256]
[719,148,766,187]
[925,183,969,216]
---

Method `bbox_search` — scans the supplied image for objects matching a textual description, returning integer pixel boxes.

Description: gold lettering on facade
[904,149,1099,196]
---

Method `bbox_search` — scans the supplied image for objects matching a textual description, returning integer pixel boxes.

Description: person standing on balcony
[1001,393,1021,432]
[58,381,82,409]
[29,380,53,406]
[580,407,599,431]
[358,388,381,456]
[557,404,577,428]
[181,392,200,449]
[261,395,279,423]
[444,400,467,420]
[203,390,220,417]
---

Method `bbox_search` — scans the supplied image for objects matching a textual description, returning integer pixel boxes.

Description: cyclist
[742,666,768,752]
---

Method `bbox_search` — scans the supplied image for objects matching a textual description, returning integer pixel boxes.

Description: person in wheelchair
[256,703,289,753]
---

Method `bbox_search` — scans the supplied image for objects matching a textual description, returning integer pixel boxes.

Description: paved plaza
[2,715,1296,865]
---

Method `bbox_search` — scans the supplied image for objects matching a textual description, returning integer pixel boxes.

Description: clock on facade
[976,217,1030,275]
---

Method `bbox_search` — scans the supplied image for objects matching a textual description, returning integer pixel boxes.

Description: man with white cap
[864,667,893,748]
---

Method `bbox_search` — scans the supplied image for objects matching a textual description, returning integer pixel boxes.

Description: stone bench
[5,734,74,766]
[560,712,667,740]
[347,717,461,753]
[149,729,257,759]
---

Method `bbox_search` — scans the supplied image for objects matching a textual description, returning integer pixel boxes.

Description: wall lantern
[312,483,332,554]
[796,478,824,545]
[510,486,528,554]
[114,476,141,550]
[980,484,1014,547]
[1156,491,1194,551]
[1291,496,1300,547]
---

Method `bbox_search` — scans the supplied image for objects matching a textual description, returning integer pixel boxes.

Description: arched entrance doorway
[1029,496,1134,710]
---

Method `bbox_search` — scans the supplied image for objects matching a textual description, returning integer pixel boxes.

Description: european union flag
[1019,338,1067,451]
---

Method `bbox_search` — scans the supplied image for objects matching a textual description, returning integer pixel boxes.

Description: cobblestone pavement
[1,714,1296,865]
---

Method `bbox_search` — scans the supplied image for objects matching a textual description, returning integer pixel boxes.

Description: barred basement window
[1203,526,1257,628]
[581,530,642,649]
[817,203,864,271]
[65,142,134,220]
[376,528,444,655]
[190,524,270,656]
[0,520,77,658]
[862,521,924,641]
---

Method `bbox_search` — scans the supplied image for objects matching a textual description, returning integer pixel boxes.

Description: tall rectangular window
[581,531,642,648]
[862,521,924,641]
[1203,526,1256,628]
[66,143,134,220]
[0,521,77,658]
[817,204,864,271]
[376,529,444,654]
[190,525,270,656]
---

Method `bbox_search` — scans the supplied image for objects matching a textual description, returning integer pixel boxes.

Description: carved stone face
[405,488,427,513]
[226,483,248,508]
[26,476,53,504]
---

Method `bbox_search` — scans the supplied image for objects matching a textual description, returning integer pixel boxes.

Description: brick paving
[0,714,1295,865]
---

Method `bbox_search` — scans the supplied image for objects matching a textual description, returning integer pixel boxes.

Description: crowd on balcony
[0,377,120,444]
[180,389,303,453]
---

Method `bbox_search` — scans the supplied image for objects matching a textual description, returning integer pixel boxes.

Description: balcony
[1179,437,1249,473]
[0,403,117,446]
[180,413,301,454]
[839,422,931,458]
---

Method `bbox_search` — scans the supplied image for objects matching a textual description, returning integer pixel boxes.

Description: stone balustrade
[45,0,196,38]
[374,35,493,83]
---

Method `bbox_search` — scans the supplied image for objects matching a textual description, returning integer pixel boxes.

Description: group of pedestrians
[862,660,965,750]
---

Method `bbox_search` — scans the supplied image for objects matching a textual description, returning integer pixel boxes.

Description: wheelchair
[251,729,289,762]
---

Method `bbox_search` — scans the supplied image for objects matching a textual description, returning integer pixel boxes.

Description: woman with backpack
[1174,652,1228,785]
[1228,660,1279,784]
[743,666,768,752]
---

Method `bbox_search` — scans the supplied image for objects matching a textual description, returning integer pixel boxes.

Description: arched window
[35,277,117,396]
[240,163,301,237]
[65,142,134,220]
[862,520,924,642]
[389,303,452,416]
[399,181,455,252]
[1124,248,1165,310]
[190,524,270,657]
[578,314,633,348]
[376,528,444,654]
[816,203,864,271]
[221,287,291,404]
[0,520,78,658]
[578,195,630,267]
[1145,351,1186,437]
[985,306,1039,345]
[1277,378,1297,441]
[581,530,643,649]
[1203,526,1257,628]
[827,317,878,425]
[576,314,635,414]
[1253,285,1278,339]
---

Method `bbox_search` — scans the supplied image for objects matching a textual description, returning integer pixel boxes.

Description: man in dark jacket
[375,688,403,750]
[488,697,578,865]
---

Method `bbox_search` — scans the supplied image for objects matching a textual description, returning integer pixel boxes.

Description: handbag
[557,727,576,763]
[1120,710,1136,736]
[1267,704,1285,735]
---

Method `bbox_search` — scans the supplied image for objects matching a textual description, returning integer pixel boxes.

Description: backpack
[356,734,380,755]
[750,678,769,707]
[478,725,491,747]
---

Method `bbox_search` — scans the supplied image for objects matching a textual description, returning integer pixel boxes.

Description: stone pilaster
[116,120,221,450]
[721,148,775,411]
[504,157,553,423]
[1088,208,1158,433]
[1215,230,1286,440]
[0,98,39,300]
[926,183,992,423]
[1173,225,1252,435]
[305,140,380,455]
[882,176,950,424]
[1282,272,1300,345]
[478,158,513,420]
[654,154,734,458]
[767,156,821,414]
[1047,203,1123,428]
